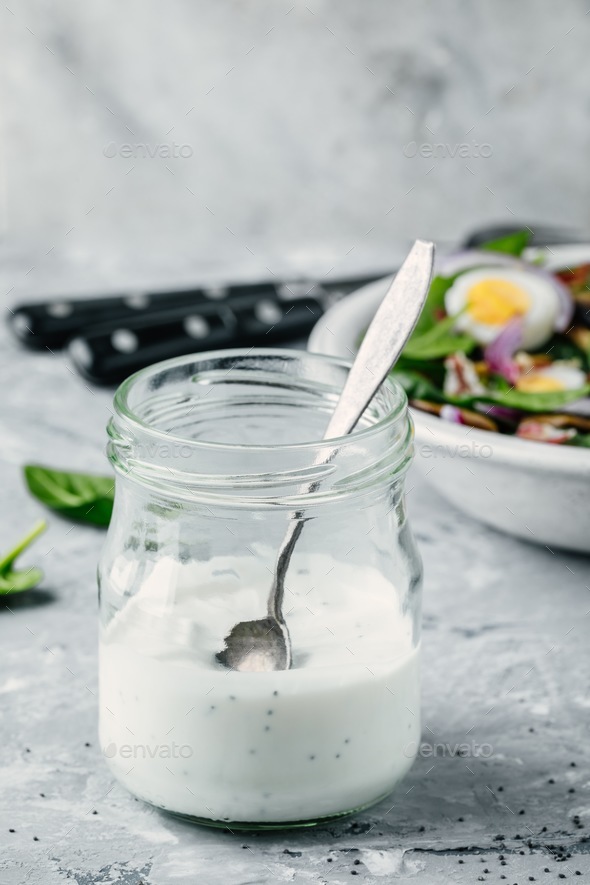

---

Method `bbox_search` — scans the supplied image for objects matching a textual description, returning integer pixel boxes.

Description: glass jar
[98,348,422,829]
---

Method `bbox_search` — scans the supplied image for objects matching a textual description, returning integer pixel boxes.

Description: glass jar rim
[113,347,407,453]
[109,349,413,505]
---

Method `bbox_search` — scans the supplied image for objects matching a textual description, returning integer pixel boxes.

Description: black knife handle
[69,295,325,385]
[8,283,278,351]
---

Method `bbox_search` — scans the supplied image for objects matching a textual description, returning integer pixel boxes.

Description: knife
[7,274,382,354]
[66,277,384,385]
[7,282,278,351]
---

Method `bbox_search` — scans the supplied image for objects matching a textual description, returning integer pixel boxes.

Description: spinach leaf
[24,465,114,526]
[0,520,46,595]
[394,369,590,415]
[404,313,477,360]
[485,384,590,412]
[480,230,531,257]
[568,432,590,448]
[392,369,448,403]
[547,335,590,372]
[412,273,459,337]
[396,355,446,386]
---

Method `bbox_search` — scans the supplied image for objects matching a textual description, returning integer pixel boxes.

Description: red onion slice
[484,319,523,384]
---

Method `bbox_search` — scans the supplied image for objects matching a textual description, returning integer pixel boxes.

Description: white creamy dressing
[99,553,420,823]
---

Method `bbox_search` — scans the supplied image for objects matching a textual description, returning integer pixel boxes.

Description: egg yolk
[466,278,530,325]
[516,373,565,393]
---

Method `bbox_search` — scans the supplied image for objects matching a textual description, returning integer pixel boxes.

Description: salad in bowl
[308,231,590,552]
[390,231,590,447]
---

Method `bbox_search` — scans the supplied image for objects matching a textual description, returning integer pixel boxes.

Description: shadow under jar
[98,348,422,829]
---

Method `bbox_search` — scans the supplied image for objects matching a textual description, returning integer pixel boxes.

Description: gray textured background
[3,0,590,298]
[2,2,590,883]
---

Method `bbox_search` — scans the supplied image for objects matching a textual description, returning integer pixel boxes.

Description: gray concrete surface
[2,2,590,882]
[2,326,590,884]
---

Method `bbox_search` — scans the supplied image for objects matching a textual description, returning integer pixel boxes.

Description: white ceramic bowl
[308,246,590,553]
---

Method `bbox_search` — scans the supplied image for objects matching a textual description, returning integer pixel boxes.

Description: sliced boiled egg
[515,363,587,394]
[445,267,561,349]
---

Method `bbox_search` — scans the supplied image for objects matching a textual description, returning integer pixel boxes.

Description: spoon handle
[325,239,435,438]
[267,240,435,622]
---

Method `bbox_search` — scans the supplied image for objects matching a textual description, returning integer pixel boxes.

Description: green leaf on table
[480,230,531,257]
[0,520,46,595]
[23,465,114,526]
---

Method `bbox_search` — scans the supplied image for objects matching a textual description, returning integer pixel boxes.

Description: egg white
[445,267,560,349]
[518,363,587,392]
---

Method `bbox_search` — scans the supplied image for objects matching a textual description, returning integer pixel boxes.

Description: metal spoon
[216,239,435,672]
